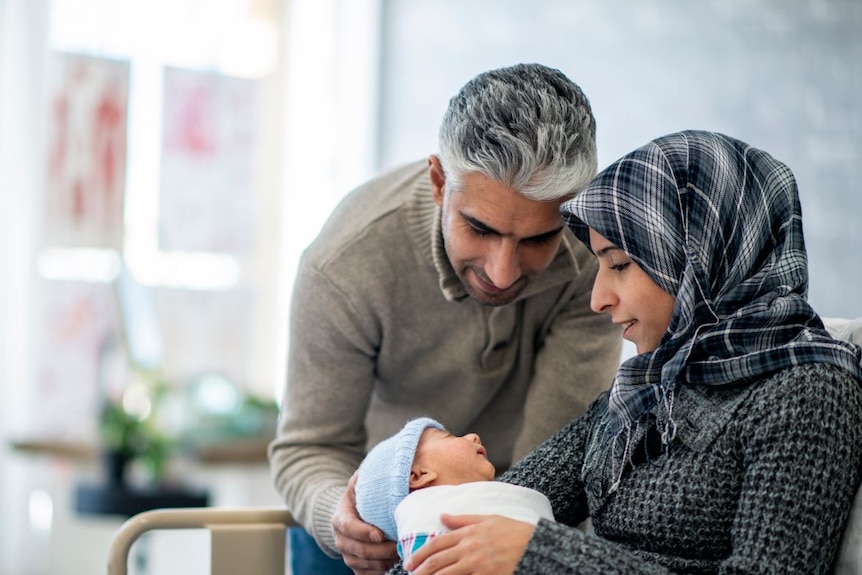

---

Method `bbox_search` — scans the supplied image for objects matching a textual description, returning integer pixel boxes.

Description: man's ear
[409,465,438,490]
[428,155,446,207]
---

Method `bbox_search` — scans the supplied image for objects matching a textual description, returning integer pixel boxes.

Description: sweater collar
[670,382,754,452]
[406,168,582,303]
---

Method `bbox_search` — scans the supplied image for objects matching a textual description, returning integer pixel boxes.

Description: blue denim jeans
[289,527,354,575]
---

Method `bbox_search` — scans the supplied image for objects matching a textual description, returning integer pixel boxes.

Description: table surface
[8,435,271,464]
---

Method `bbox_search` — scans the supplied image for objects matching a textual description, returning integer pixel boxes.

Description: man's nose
[485,240,520,289]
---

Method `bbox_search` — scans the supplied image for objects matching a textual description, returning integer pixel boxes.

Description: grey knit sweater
[389,363,862,574]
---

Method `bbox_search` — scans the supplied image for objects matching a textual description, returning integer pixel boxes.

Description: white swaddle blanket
[393,482,554,565]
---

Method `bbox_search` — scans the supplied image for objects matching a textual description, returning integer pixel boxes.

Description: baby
[354,417,554,564]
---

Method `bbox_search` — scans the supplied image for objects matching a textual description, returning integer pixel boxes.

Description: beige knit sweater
[268,160,621,555]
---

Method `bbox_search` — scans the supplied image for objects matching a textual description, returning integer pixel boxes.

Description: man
[268,63,621,575]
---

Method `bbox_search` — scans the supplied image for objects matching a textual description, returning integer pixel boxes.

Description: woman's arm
[715,365,862,573]
[499,411,596,526]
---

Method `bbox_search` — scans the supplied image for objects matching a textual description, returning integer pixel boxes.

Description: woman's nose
[590,270,615,314]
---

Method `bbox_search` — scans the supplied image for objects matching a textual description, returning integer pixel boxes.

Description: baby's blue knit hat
[355,417,445,541]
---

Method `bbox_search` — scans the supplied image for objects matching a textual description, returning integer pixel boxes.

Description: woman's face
[588,228,675,354]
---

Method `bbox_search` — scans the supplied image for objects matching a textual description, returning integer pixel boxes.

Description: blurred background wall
[1,0,860,573]
[377,0,862,318]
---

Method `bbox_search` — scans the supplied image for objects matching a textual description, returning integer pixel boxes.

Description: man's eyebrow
[527,226,565,243]
[461,213,564,241]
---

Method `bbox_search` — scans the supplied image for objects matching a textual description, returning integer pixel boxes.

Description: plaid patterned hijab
[562,130,862,498]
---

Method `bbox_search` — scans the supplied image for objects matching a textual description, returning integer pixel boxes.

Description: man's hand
[333,472,399,575]
[403,514,534,575]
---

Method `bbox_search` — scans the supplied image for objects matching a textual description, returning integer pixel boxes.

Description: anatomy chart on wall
[159,67,259,254]
[43,52,129,250]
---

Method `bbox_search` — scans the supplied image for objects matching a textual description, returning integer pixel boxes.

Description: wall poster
[44,52,129,250]
[159,67,259,254]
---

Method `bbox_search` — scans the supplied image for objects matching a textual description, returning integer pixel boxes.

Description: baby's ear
[409,466,438,490]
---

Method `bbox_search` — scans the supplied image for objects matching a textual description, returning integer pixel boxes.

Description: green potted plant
[98,368,174,486]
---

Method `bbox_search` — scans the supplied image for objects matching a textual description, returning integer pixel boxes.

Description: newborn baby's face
[412,428,496,486]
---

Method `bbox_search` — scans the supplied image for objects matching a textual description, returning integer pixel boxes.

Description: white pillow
[835,484,862,575]
[823,317,862,345]
[825,316,862,574]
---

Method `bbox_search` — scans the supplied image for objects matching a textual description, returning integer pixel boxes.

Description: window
[32,0,286,441]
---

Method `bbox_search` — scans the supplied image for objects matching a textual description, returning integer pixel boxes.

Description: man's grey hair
[438,63,597,202]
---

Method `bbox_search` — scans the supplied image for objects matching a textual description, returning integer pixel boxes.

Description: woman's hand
[333,472,399,574]
[404,514,535,575]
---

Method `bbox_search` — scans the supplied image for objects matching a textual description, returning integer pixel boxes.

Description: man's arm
[268,259,377,556]
[513,243,621,460]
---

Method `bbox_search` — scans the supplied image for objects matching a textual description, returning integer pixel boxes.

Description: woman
[397,131,862,574]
